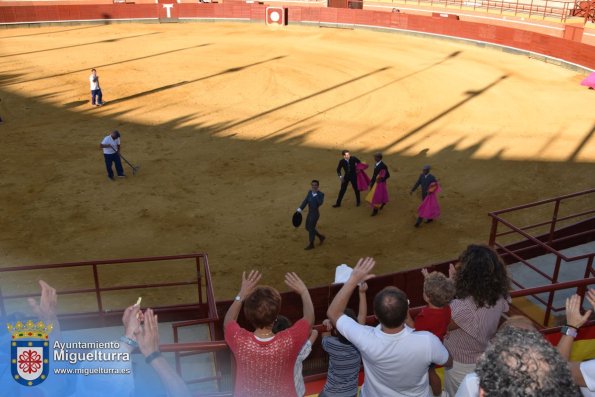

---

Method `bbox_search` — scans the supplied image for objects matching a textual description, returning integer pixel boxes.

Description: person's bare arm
[405,310,415,328]
[327,258,375,326]
[28,280,60,334]
[285,272,314,325]
[136,309,191,397]
[223,270,261,327]
[357,282,368,325]
[308,329,319,344]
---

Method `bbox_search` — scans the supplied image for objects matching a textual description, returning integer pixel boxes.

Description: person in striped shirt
[319,282,368,397]
[443,245,511,397]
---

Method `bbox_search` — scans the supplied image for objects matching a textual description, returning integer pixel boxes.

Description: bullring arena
[0,0,594,395]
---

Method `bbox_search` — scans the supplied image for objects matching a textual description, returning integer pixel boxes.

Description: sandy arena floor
[0,22,593,311]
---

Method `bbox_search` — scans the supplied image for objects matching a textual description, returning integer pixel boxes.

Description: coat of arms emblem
[8,320,53,387]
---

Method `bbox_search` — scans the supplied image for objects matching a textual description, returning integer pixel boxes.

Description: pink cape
[365,169,389,207]
[418,183,441,219]
[356,163,371,191]
[581,72,595,89]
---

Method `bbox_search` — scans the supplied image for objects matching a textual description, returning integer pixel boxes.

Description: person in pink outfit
[580,72,595,89]
[415,181,441,228]
[356,162,371,192]
[365,152,390,216]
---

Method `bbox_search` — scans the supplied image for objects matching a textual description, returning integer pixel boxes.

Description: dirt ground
[0,22,593,311]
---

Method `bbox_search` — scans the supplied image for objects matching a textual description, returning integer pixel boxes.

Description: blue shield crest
[11,339,50,387]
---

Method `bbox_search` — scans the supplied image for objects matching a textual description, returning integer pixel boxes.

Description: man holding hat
[100,130,125,181]
[297,180,325,250]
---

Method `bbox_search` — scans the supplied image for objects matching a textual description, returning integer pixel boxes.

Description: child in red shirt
[408,269,456,397]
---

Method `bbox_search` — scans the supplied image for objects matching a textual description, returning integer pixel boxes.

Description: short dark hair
[272,315,292,334]
[91,68,96,72]
[476,327,579,396]
[243,286,282,329]
[341,150,350,156]
[112,130,120,138]
[311,180,319,186]
[374,152,383,160]
[373,287,408,328]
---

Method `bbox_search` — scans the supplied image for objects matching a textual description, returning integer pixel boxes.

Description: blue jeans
[91,89,103,105]
[104,153,124,178]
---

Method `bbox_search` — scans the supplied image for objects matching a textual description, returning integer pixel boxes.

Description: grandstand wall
[0,2,593,69]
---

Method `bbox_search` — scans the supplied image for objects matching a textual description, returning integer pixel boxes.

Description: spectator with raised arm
[224,271,314,397]
[444,244,510,396]
[557,290,595,397]
[134,308,192,397]
[327,257,452,397]
[0,280,73,397]
[319,282,368,397]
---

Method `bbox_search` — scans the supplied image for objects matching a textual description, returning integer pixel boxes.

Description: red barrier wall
[0,3,593,69]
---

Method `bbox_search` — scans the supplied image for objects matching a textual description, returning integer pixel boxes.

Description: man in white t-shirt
[90,68,104,107]
[100,130,125,180]
[327,257,452,397]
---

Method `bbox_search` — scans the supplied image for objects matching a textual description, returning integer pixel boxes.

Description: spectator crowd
[1,244,593,397]
[224,244,595,397]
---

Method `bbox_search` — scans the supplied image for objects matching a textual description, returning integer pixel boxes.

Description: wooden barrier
[0,3,593,69]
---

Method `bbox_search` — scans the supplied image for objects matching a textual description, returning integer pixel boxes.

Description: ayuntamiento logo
[8,320,53,387]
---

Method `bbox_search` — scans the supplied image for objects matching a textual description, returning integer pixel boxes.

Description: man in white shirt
[100,130,125,180]
[327,257,452,397]
[90,68,104,107]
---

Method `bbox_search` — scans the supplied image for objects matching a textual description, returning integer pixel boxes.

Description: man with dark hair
[474,327,580,397]
[333,150,361,208]
[410,165,437,200]
[100,130,125,180]
[327,257,452,397]
[297,180,325,250]
[368,152,390,216]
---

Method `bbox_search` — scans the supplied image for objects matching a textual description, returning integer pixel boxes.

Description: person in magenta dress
[415,181,441,227]
[365,152,390,216]
[580,72,595,89]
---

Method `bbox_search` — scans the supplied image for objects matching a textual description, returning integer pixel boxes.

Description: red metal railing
[489,188,595,325]
[0,253,218,328]
[364,0,576,22]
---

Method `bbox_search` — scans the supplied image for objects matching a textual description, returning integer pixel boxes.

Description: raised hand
[135,308,160,357]
[28,280,58,323]
[239,270,261,299]
[349,257,376,285]
[122,304,142,339]
[565,294,592,329]
[421,268,429,278]
[285,272,308,295]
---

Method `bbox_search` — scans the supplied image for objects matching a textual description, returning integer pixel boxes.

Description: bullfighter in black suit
[369,152,390,216]
[297,180,326,250]
[333,150,361,207]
